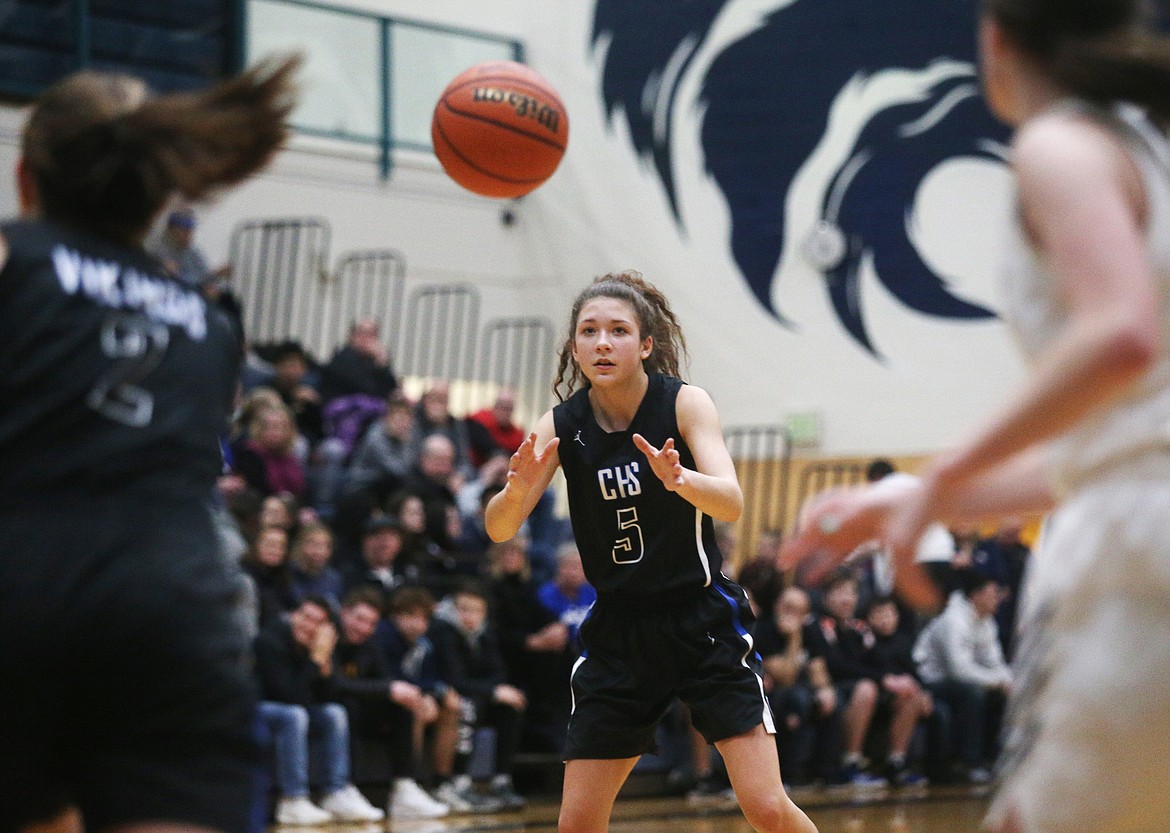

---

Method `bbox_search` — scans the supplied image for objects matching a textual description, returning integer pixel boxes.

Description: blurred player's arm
[486,410,559,541]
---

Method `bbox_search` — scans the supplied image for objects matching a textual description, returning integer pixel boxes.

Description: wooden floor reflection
[304,785,992,833]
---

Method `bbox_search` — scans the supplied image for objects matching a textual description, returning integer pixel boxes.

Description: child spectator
[754,586,843,787]
[331,589,449,819]
[487,537,572,752]
[863,596,932,786]
[242,524,296,629]
[431,581,527,812]
[253,596,384,824]
[377,588,466,809]
[801,571,890,788]
[289,522,344,607]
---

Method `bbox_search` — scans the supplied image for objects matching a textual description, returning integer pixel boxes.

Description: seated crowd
[217,326,1030,823]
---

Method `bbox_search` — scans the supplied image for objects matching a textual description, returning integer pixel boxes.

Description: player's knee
[738,791,792,833]
[853,679,878,706]
[558,806,598,833]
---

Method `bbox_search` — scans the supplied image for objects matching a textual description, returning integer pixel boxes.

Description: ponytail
[988,0,1170,123]
[553,269,689,401]
[22,54,300,244]
[1051,30,1170,125]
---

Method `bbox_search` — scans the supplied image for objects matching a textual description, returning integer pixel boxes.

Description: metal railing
[229,217,331,347]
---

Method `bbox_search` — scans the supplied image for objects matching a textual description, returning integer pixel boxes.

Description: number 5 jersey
[553,372,726,593]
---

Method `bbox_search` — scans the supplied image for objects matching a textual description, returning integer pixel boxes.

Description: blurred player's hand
[779,483,941,611]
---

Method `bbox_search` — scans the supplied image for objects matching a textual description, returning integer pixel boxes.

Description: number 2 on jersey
[87,311,170,427]
[612,506,644,564]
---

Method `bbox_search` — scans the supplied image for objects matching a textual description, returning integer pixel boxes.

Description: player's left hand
[632,433,684,491]
[883,477,947,611]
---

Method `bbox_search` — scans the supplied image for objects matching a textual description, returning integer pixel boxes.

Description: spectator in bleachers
[342,516,418,608]
[913,570,1011,784]
[801,570,895,788]
[347,394,418,498]
[861,596,932,786]
[253,596,384,825]
[258,493,298,536]
[536,543,596,648]
[486,537,572,752]
[147,207,230,288]
[318,318,399,405]
[232,403,309,503]
[755,586,842,787]
[970,518,1031,660]
[431,581,528,813]
[242,524,297,629]
[331,589,450,820]
[289,521,344,608]
[377,587,463,802]
[267,341,324,446]
[737,547,785,618]
[402,434,462,550]
[466,389,526,468]
[412,382,474,475]
[458,483,503,561]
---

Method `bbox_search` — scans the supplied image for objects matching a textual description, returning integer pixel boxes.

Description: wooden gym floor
[302,785,993,833]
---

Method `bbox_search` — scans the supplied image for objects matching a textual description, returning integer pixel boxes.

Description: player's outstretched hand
[632,433,684,491]
[778,483,942,611]
[506,432,560,493]
[777,486,882,582]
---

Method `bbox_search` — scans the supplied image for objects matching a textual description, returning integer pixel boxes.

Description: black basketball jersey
[553,373,725,593]
[0,219,240,500]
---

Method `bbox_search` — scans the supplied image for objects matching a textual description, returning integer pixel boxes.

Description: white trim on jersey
[694,507,712,586]
[741,630,777,734]
[568,654,588,715]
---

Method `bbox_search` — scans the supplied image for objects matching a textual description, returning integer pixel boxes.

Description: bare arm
[633,384,742,521]
[485,410,560,542]
[928,116,1158,492]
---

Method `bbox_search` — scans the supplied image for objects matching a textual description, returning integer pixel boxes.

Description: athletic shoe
[964,766,993,785]
[320,784,385,822]
[390,778,450,819]
[434,777,504,814]
[842,763,888,790]
[490,774,527,811]
[885,763,929,789]
[275,796,332,826]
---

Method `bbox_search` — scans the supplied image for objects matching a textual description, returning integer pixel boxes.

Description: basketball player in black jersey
[486,271,817,833]
[0,58,298,833]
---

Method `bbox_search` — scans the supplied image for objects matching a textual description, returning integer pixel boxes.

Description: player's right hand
[506,432,560,493]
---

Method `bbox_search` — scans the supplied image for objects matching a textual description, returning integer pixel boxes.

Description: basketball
[431,61,569,199]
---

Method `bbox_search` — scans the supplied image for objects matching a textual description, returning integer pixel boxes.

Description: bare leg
[842,680,878,756]
[887,692,924,758]
[718,725,818,833]
[558,758,639,833]
[430,702,460,779]
[20,807,81,833]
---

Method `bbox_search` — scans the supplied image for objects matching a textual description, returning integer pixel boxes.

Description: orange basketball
[431,61,569,199]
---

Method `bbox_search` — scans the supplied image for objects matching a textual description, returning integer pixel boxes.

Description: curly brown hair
[553,269,688,401]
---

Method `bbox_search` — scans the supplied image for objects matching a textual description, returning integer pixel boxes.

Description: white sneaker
[390,778,450,819]
[275,796,333,826]
[320,784,386,822]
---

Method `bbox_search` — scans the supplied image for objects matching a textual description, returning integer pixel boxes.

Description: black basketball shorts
[0,492,258,833]
[565,574,774,760]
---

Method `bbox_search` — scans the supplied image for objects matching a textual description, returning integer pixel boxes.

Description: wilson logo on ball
[470,87,562,135]
[432,61,569,199]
